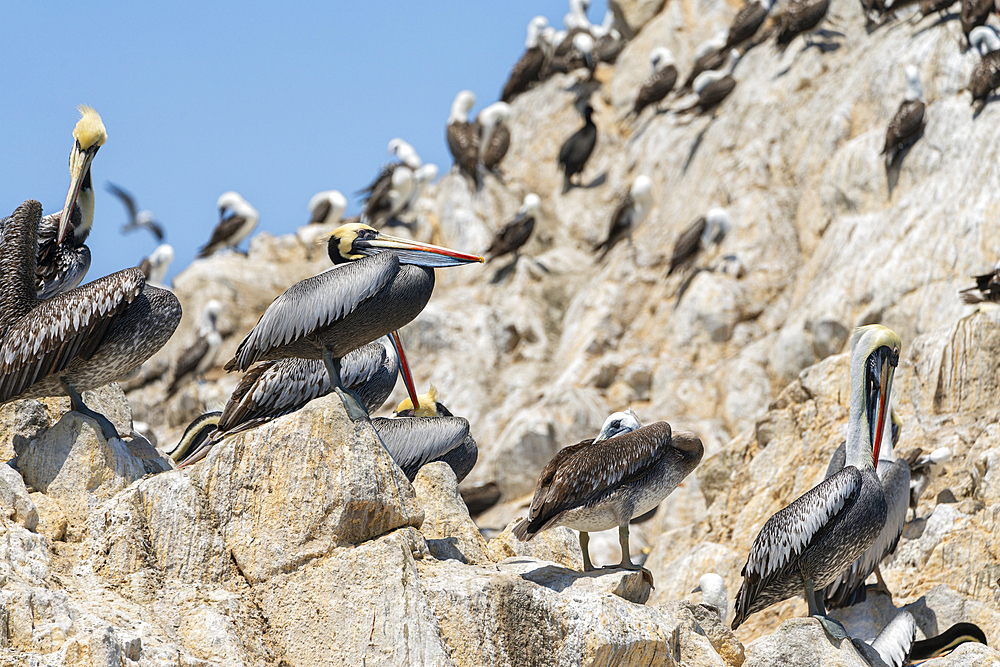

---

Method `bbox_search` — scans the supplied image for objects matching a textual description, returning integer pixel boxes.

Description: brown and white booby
[731,325,899,637]
[726,0,775,50]
[681,32,729,91]
[883,65,925,170]
[632,48,678,116]
[969,27,1000,114]
[167,300,223,396]
[905,445,950,519]
[870,611,917,667]
[593,175,654,262]
[0,200,182,441]
[687,50,741,113]
[692,573,729,623]
[224,223,482,422]
[106,182,164,241]
[776,0,832,51]
[476,102,512,175]
[502,16,550,102]
[446,90,480,189]
[197,191,259,258]
[961,0,993,49]
[958,259,1000,303]
[359,139,423,225]
[485,193,540,263]
[514,409,703,585]
[307,190,348,226]
[558,102,597,191]
[667,207,731,275]
[139,243,174,287]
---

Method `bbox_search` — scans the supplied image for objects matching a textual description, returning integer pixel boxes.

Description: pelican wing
[871,611,916,667]
[0,268,144,403]
[228,253,399,371]
[219,358,330,434]
[824,441,847,479]
[373,416,471,479]
[340,339,389,388]
[737,467,861,608]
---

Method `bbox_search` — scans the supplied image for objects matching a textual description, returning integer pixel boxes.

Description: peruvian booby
[308,190,347,226]
[167,300,223,396]
[688,50,741,113]
[593,175,654,262]
[681,32,729,91]
[139,244,174,287]
[920,0,958,17]
[446,90,480,189]
[224,223,482,422]
[962,0,993,49]
[731,325,899,636]
[726,0,775,49]
[564,0,593,31]
[550,32,597,74]
[363,166,414,228]
[502,16,550,102]
[692,573,729,623]
[0,200,182,441]
[359,139,423,220]
[883,65,925,170]
[667,207,732,275]
[776,0,833,51]
[197,191,259,258]
[476,102,512,175]
[558,103,597,191]
[969,27,1000,114]
[514,408,704,585]
[958,259,1000,303]
[632,48,678,116]
[910,622,989,661]
[106,182,164,241]
[905,446,950,519]
[485,193,540,263]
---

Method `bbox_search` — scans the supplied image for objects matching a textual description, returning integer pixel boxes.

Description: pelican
[224,223,482,422]
[593,175,654,262]
[394,384,452,417]
[959,259,1000,303]
[883,65,925,170]
[476,102,512,175]
[969,27,1000,114]
[308,190,347,226]
[667,208,731,275]
[731,325,899,637]
[138,244,174,287]
[688,50,740,114]
[485,193,540,264]
[167,300,223,396]
[870,611,916,667]
[0,200,182,441]
[446,90,480,189]
[692,573,728,624]
[906,446,950,519]
[681,32,729,91]
[197,191,259,258]
[106,182,164,241]
[726,0,775,49]
[776,0,832,51]
[166,411,222,463]
[632,48,678,117]
[501,16,549,102]
[910,623,989,661]
[558,102,597,192]
[513,409,704,585]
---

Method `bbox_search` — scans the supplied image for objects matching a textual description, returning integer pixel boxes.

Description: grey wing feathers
[0,268,145,403]
[824,441,847,480]
[339,339,389,388]
[871,611,916,667]
[373,416,471,480]
[218,358,330,434]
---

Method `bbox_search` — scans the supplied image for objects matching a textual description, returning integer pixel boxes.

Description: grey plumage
[870,611,916,667]
[371,415,477,482]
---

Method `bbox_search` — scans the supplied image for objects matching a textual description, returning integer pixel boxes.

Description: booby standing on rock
[502,16,550,102]
[969,26,1000,114]
[731,325,899,637]
[558,103,597,191]
[681,32,729,91]
[726,0,775,49]
[883,65,925,170]
[359,139,423,221]
[958,259,1000,303]
[139,243,174,286]
[961,0,993,50]
[776,0,833,51]
[692,573,729,623]
[167,300,223,396]
[632,48,678,116]
[667,207,732,275]
[197,191,259,258]
[514,409,704,586]
[905,445,950,519]
[688,50,741,114]
[106,182,164,241]
[224,223,482,422]
[485,193,541,264]
[308,190,347,226]
[593,175,654,262]
[446,90,480,189]
[476,102,512,176]
[0,200,182,441]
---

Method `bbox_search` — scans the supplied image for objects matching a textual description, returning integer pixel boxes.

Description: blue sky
[3,1,607,282]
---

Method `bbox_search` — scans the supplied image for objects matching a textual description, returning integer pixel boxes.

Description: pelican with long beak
[224,223,482,421]
[732,325,899,638]
[57,106,106,245]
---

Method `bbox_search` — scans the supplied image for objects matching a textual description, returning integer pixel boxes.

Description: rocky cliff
[3,0,1000,664]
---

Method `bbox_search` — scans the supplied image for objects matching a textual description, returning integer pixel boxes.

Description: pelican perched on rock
[166,411,222,463]
[167,300,223,396]
[559,103,597,191]
[667,208,731,275]
[308,190,348,226]
[485,193,540,263]
[870,611,916,667]
[910,623,989,661]
[693,573,729,623]
[107,182,164,241]
[593,175,654,262]
[514,409,704,585]
[731,325,899,637]
[632,48,678,116]
[687,50,740,114]
[776,0,832,51]
[476,102,512,175]
[502,16,549,102]
[726,0,774,49]
[446,90,480,189]
[139,244,174,287]
[394,384,452,417]
[959,259,1000,303]
[0,200,182,441]
[224,223,482,422]
[198,191,258,258]
[883,65,925,170]
[681,32,728,91]
[969,27,1000,114]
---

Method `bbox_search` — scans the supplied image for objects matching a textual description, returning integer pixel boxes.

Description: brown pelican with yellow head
[224,223,482,422]
[732,325,899,638]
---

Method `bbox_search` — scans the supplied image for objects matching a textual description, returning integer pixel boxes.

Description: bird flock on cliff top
[3,0,997,662]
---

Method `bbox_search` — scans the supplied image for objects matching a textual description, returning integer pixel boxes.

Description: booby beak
[360,232,484,267]
[219,206,229,223]
[389,331,420,411]
[867,346,898,464]
[692,584,703,594]
[57,143,99,243]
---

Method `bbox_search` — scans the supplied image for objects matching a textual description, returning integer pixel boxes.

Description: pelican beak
[362,232,485,267]
[867,346,898,464]
[389,331,420,411]
[58,143,99,243]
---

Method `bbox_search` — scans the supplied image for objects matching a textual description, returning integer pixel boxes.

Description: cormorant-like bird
[593,175,654,261]
[107,182,164,241]
[446,90,480,189]
[197,191,258,258]
[632,48,678,116]
[883,65,925,170]
[501,16,549,102]
[667,208,732,275]
[558,103,597,191]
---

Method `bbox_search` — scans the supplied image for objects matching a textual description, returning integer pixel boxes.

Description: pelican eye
[356,228,378,241]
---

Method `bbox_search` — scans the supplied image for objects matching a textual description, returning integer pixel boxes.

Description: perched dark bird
[166,411,222,463]
[106,182,164,241]
[446,90,480,189]
[548,32,597,76]
[681,32,728,91]
[485,194,540,263]
[593,176,654,262]
[360,139,423,227]
[776,0,832,51]
[592,26,624,64]
[958,260,1000,303]
[501,16,549,102]
[919,0,958,17]
[667,208,732,275]
[969,27,1000,114]
[883,65,925,170]
[726,0,774,49]
[476,102,512,176]
[632,48,678,116]
[138,244,174,286]
[558,103,597,191]
[687,50,741,114]
[0,200,182,441]
[961,0,993,49]
[197,191,258,258]
[732,326,900,637]
[307,190,347,226]
[167,300,223,396]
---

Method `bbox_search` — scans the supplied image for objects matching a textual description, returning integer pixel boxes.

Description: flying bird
[558,103,597,191]
[106,182,164,241]
[883,65,925,170]
[446,90,480,189]
[593,175,654,262]
[197,191,259,258]
[667,207,732,275]
[632,48,678,116]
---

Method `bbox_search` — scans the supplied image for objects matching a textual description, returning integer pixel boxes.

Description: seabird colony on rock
[107,182,165,241]
[198,191,259,258]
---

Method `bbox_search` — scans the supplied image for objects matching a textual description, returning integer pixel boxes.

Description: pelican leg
[605,524,655,587]
[322,349,370,422]
[60,378,121,441]
[579,531,594,571]
[869,565,892,598]
[804,578,849,640]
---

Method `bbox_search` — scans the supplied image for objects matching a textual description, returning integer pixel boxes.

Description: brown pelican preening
[106,182,164,241]
[308,190,348,226]
[167,300,223,396]
[731,325,899,637]
[224,223,482,423]
[514,409,704,585]
[969,27,1000,114]
[501,16,549,102]
[476,102,512,176]
[910,623,989,661]
[0,200,182,441]
[632,48,678,117]
[446,90,480,189]
[883,66,925,170]
[198,191,259,258]
[692,573,728,623]
[558,103,597,191]
[593,175,654,262]
[667,207,731,275]
[139,244,174,287]
[485,193,540,264]
[394,384,452,417]
[166,411,222,463]
[958,259,1000,303]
